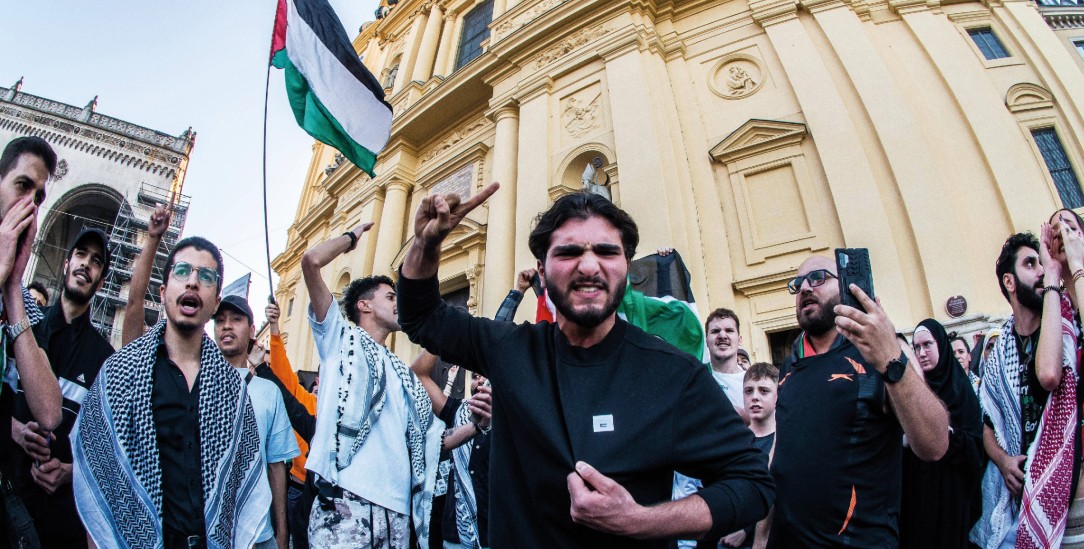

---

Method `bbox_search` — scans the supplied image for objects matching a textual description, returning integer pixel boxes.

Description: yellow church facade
[272,0,1084,371]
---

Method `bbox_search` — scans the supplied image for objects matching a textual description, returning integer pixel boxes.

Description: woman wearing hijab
[900,319,984,549]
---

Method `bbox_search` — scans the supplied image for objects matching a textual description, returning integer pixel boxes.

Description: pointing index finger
[457,182,500,215]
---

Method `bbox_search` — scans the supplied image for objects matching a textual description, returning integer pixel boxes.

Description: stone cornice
[295,195,337,240]
[1039,5,1084,28]
[732,269,799,297]
[0,99,192,177]
[710,119,809,164]
[1,89,193,154]
[749,0,800,26]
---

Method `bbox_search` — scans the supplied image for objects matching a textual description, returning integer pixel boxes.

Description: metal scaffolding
[89,183,189,343]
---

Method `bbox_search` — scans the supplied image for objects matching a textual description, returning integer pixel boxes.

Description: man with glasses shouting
[762,255,948,548]
[74,237,271,549]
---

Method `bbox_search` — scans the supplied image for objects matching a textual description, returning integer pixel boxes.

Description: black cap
[216,294,254,325]
[68,228,111,274]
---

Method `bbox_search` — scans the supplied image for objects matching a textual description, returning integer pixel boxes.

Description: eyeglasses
[170,262,220,288]
[786,269,836,294]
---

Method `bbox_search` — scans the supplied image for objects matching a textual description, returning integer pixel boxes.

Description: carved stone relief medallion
[708,53,766,100]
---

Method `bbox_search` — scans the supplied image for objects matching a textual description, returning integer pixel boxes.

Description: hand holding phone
[836,248,875,313]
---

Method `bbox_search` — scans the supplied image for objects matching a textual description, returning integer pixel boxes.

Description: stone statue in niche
[726,66,757,97]
[562,94,601,137]
[581,157,611,201]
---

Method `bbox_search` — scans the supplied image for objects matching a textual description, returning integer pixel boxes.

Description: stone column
[411,3,444,83]
[493,0,508,18]
[749,0,911,319]
[432,12,457,78]
[442,14,466,75]
[482,104,519,317]
[371,180,413,276]
[393,12,427,95]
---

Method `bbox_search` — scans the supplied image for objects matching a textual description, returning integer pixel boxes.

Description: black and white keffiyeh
[72,319,270,549]
[330,322,440,543]
[451,400,481,549]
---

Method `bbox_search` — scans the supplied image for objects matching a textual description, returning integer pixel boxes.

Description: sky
[1,0,381,326]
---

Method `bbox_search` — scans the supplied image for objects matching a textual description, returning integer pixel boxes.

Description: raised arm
[264,303,316,411]
[400,183,498,280]
[834,285,949,461]
[122,204,170,346]
[494,268,536,322]
[2,206,60,431]
[1036,222,1067,390]
[409,350,446,414]
[302,222,372,323]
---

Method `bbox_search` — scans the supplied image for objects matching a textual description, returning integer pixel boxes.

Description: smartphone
[836,248,875,313]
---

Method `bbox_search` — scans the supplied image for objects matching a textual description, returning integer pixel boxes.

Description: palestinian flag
[271,0,392,177]
[534,251,706,362]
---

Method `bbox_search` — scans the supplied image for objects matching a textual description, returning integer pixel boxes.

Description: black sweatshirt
[398,273,774,548]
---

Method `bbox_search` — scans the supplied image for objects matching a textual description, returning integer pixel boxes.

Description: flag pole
[261,50,277,305]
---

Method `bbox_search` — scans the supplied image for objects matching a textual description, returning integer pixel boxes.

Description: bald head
[797,255,836,277]
[793,254,840,337]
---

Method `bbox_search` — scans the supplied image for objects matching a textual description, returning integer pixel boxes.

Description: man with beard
[214,295,299,549]
[397,188,773,547]
[971,232,1059,548]
[301,223,443,548]
[73,237,270,548]
[9,228,113,547]
[765,254,948,548]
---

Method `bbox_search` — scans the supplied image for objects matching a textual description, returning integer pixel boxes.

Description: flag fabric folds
[271,0,392,177]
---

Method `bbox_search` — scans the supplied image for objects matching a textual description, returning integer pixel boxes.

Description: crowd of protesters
[1,132,1084,549]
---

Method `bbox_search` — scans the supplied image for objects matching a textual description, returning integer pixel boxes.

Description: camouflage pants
[308,490,410,548]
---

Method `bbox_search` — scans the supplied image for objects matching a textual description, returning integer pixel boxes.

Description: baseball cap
[216,294,254,325]
[68,228,111,274]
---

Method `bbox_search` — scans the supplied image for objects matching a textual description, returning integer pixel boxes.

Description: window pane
[1033,127,1084,209]
[455,0,494,71]
[1076,40,1084,60]
[968,28,1009,60]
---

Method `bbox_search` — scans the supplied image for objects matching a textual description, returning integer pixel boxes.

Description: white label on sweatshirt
[593,414,614,433]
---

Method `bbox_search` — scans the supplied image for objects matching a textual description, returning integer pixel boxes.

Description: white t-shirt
[235,369,301,542]
[712,370,746,409]
[306,302,412,515]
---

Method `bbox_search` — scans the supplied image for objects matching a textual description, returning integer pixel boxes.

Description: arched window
[454,0,494,71]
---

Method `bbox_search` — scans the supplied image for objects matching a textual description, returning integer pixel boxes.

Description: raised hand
[265,302,280,325]
[516,268,537,293]
[834,284,899,373]
[148,203,173,239]
[413,183,500,247]
[468,384,492,430]
[1059,215,1084,273]
[1040,222,1064,285]
[0,197,36,288]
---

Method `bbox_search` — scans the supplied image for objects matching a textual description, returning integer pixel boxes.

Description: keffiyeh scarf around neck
[452,399,480,549]
[71,320,270,549]
[973,316,1025,548]
[331,322,439,541]
[1018,294,1079,549]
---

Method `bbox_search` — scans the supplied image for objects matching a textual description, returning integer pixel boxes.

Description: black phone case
[836,248,875,313]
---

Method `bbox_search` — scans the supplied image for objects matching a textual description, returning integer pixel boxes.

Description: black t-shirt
[8,304,113,536]
[753,433,775,455]
[437,396,491,546]
[398,272,773,548]
[768,335,902,548]
[151,344,205,537]
[1014,329,1048,454]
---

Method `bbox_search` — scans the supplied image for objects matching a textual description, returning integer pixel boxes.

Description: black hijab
[915,318,983,441]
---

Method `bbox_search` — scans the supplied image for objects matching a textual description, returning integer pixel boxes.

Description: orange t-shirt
[269,334,317,484]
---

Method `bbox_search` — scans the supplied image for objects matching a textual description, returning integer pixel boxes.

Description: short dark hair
[705,307,740,333]
[0,137,57,178]
[27,281,47,301]
[165,236,225,293]
[341,275,394,324]
[995,232,1040,301]
[527,192,639,262]
[950,336,970,351]
[744,362,779,384]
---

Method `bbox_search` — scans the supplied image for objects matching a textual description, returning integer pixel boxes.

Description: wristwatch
[6,317,30,341]
[882,351,908,384]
